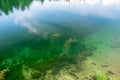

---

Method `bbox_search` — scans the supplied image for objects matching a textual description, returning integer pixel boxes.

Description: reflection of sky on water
[12,0,120,33]
[1,0,120,25]
[0,1,119,39]
[29,0,120,19]
[0,0,120,46]
[1,0,120,21]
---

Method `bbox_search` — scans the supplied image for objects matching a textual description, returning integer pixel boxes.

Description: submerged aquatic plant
[19,47,31,58]
[94,66,107,80]
[59,72,75,80]
[76,50,91,70]
[0,34,90,80]
[0,68,9,80]
[22,65,33,80]
[61,38,78,57]
[93,66,117,80]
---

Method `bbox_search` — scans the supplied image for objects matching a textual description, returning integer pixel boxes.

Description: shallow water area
[0,0,120,80]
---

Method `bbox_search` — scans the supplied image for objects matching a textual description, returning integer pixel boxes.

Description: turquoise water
[0,0,120,80]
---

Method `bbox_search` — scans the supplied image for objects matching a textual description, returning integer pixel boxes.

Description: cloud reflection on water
[14,10,38,34]
[11,0,120,35]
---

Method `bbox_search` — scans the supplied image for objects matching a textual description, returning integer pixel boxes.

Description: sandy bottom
[76,26,120,80]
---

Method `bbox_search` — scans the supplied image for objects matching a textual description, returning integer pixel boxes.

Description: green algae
[0,33,92,80]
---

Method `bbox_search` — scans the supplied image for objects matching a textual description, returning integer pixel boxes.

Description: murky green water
[0,0,120,80]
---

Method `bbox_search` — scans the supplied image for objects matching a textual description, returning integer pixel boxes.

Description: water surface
[0,0,120,80]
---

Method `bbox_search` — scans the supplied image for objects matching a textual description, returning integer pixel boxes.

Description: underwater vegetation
[94,66,107,80]
[0,69,9,80]
[93,66,117,80]
[0,33,94,80]
[61,38,78,57]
